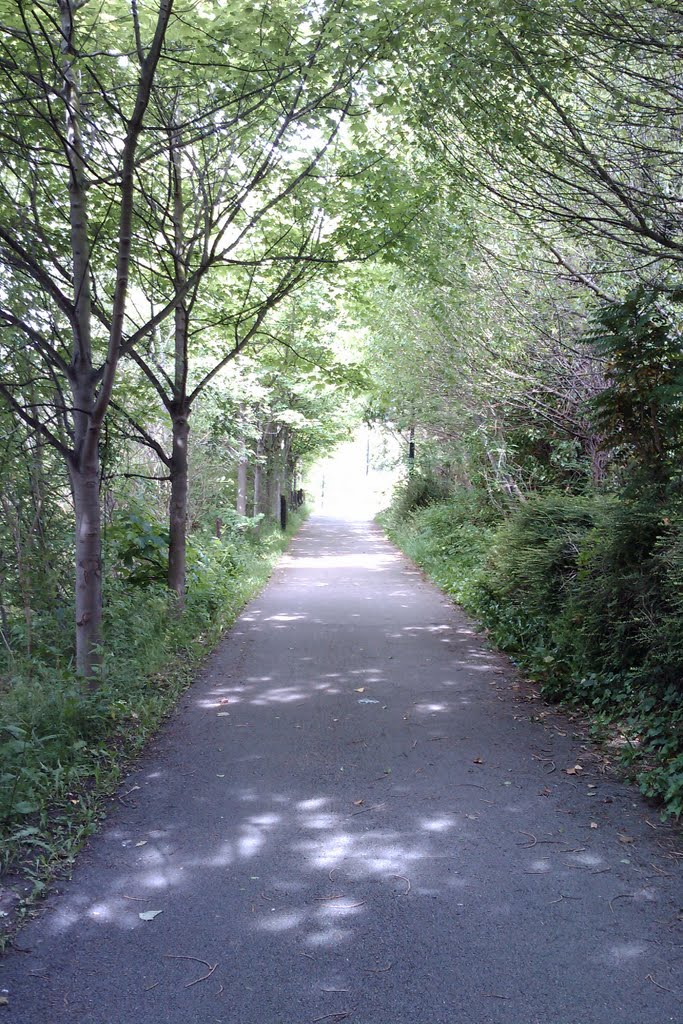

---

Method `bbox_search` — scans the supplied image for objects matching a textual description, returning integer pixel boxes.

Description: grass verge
[0,512,306,944]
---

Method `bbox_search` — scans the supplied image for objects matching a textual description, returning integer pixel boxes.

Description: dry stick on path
[644,974,675,995]
[164,954,219,988]
[609,894,636,913]
[516,831,538,848]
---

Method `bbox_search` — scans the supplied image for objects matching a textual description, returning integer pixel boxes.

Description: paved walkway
[2,517,681,1023]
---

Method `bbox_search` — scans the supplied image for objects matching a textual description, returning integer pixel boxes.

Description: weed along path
[2,516,682,1023]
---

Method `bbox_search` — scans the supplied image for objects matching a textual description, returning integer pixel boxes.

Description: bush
[383,486,683,817]
[387,470,451,522]
[383,487,498,607]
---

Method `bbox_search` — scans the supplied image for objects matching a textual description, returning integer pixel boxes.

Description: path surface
[2,517,681,1023]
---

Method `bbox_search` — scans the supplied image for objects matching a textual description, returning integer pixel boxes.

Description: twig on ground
[645,974,673,994]
[121,895,150,902]
[392,874,411,894]
[311,1011,354,1022]
[609,894,635,913]
[164,954,218,988]
[482,993,512,999]
[363,963,393,973]
[516,831,537,848]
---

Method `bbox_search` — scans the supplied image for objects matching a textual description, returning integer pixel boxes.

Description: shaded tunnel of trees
[0,0,682,882]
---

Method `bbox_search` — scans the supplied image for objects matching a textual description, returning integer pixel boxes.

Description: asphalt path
[2,516,681,1023]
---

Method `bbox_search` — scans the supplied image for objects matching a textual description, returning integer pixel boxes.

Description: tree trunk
[408,425,415,471]
[269,453,282,521]
[0,497,32,658]
[236,457,248,515]
[253,433,265,516]
[168,409,190,608]
[70,454,102,679]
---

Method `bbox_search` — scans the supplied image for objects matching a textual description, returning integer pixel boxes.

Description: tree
[0,0,420,660]
[405,1,683,290]
[113,2,423,604]
[0,0,176,675]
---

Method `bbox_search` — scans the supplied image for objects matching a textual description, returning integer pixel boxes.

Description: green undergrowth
[0,511,306,921]
[380,486,683,818]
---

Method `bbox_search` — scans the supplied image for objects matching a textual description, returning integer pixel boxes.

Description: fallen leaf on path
[590,822,599,829]
[472,757,484,764]
[618,833,635,844]
[354,687,365,693]
[135,840,147,847]
[353,800,364,806]
[138,910,163,921]
[565,765,583,775]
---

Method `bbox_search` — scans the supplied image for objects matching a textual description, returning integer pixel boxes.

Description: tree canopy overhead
[1,0,683,830]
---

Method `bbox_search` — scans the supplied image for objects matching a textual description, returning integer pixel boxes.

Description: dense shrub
[383,487,683,817]
[388,470,451,521]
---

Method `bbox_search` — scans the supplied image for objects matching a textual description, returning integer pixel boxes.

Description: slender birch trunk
[253,431,265,516]
[60,0,101,675]
[237,457,248,515]
[168,406,190,606]
[167,127,190,607]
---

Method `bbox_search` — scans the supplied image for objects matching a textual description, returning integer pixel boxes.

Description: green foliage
[385,487,683,817]
[589,288,683,495]
[108,512,170,586]
[0,511,306,874]
[383,487,497,607]
[387,471,451,520]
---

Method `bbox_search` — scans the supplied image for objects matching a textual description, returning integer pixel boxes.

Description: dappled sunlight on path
[3,517,681,1024]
